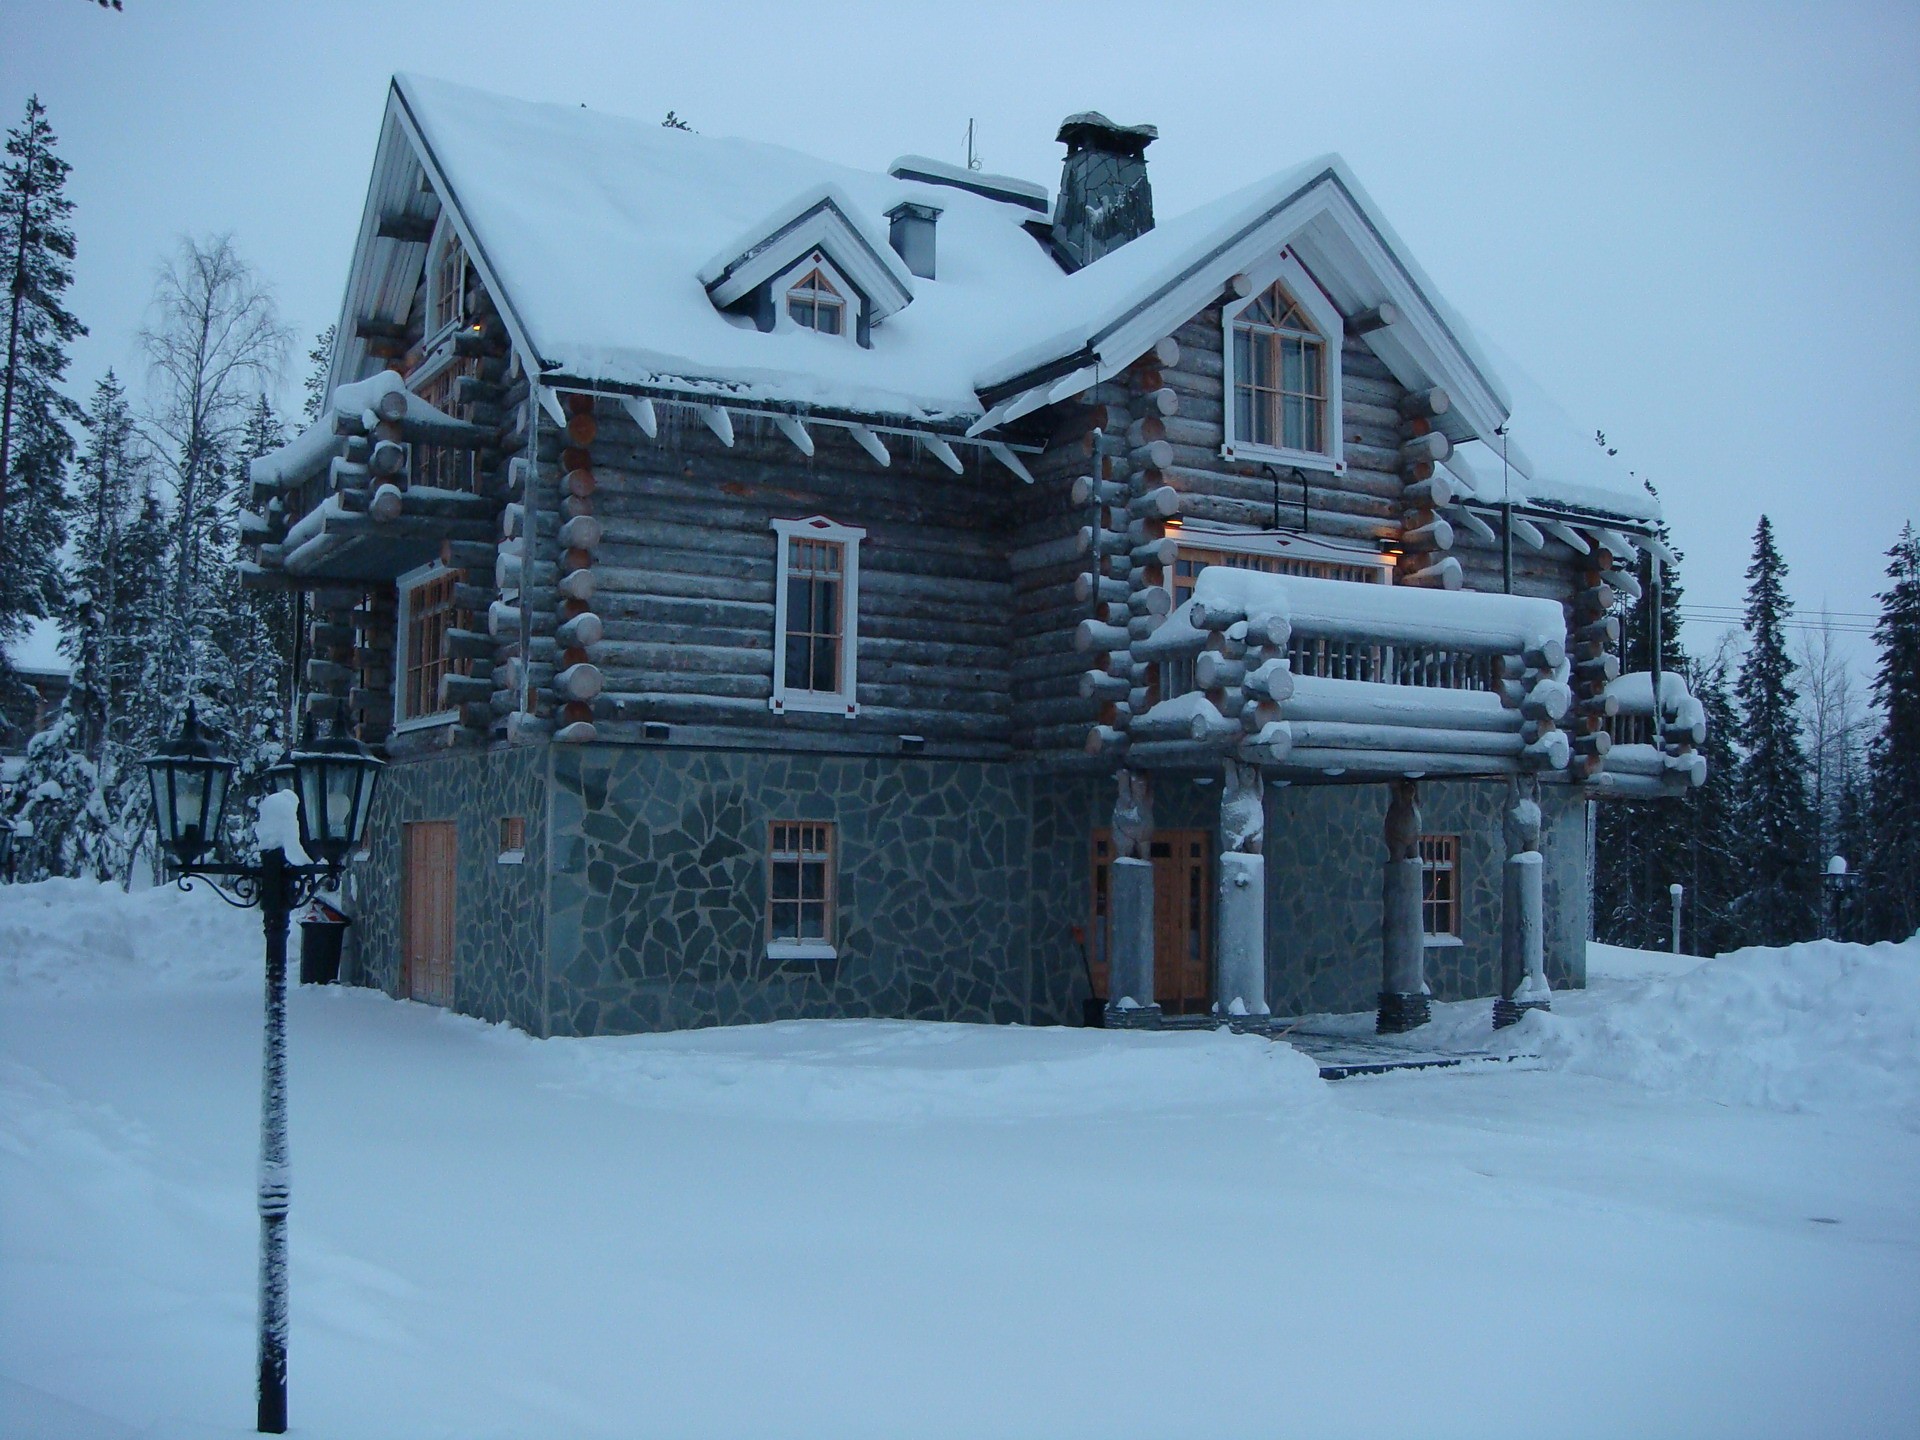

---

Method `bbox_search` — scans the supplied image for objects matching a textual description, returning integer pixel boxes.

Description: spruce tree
[1731,515,1819,944]
[1680,647,1745,955]
[1863,523,1920,940]
[0,96,84,720]
[1592,483,1694,949]
[301,324,335,425]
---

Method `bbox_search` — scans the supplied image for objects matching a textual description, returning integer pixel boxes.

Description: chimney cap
[1056,111,1158,155]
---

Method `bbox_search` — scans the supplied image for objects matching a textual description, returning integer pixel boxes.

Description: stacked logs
[1395,388,1461,590]
[1495,637,1575,773]
[546,395,605,744]
[345,589,396,746]
[1567,530,1626,780]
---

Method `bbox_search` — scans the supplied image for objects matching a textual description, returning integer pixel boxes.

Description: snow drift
[0,877,261,995]
[1527,934,1920,1128]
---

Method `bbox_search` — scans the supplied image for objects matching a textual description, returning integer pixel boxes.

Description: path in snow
[1,880,1915,1439]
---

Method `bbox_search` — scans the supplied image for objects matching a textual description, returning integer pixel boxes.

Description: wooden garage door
[1088,829,1212,1014]
[403,821,456,1007]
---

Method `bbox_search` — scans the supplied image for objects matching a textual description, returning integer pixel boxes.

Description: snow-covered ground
[2,880,1915,1439]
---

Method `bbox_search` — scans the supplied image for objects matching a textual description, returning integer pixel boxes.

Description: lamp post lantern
[145,705,383,1435]
[1822,856,1856,942]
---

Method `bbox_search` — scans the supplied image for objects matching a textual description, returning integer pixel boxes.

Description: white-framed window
[1420,834,1463,945]
[1221,250,1345,474]
[394,562,466,730]
[770,515,863,716]
[767,820,836,961]
[777,252,857,342]
[428,220,468,339]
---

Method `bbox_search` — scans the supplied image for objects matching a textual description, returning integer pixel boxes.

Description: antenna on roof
[965,119,982,172]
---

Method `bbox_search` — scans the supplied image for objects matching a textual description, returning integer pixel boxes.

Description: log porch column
[1377,778,1431,1033]
[1214,760,1269,1028]
[1494,774,1552,1028]
[1105,769,1160,1028]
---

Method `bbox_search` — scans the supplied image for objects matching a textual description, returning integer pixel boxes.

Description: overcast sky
[6,0,1915,676]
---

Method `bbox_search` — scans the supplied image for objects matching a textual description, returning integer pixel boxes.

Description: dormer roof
[699,184,915,322]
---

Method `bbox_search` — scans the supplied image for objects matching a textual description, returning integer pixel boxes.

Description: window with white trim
[767,820,836,960]
[395,563,468,728]
[1221,252,1345,473]
[777,252,858,344]
[771,515,863,716]
[429,223,468,337]
[1420,834,1462,942]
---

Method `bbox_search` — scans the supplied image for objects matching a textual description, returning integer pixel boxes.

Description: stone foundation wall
[346,744,549,1034]
[543,745,1041,1036]
[1263,779,1587,1017]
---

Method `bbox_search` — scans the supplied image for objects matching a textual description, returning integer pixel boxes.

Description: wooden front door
[403,821,456,1007]
[1089,829,1212,1014]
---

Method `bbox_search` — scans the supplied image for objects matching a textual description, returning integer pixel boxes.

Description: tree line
[1594,493,1920,951]
[0,95,331,882]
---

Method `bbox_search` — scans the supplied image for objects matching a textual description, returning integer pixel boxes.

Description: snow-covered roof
[4,617,68,678]
[378,74,1655,519]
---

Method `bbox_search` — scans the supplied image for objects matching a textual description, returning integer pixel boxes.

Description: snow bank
[1528,936,1920,1127]
[0,877,260,995]
[537,1018,1327,1124]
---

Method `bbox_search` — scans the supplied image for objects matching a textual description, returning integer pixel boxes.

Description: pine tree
[1731,515,1819,944]
[1680,646,1745,955]
[0,96,84,722]
[301,324,334,425]
[1862,523,1920,940]
[1592,483,1695,949]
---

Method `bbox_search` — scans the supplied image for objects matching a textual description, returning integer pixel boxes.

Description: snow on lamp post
[1822,856,1855,942]
[144,704,383,1435]
[1669,883,1684,956]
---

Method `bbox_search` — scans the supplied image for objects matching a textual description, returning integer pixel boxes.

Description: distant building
[2,617,71,761]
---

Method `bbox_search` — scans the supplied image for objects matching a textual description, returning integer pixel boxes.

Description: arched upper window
[786,266,845,337]
[1232,281,1325,454]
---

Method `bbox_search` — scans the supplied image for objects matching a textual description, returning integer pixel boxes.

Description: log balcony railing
[1085,567,1581,780]
[1592,670,1709,800]
[241,370,500,587]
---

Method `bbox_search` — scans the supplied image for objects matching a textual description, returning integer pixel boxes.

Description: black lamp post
[1822,855,1857,942]
[0,814,15,882]
[145,703,383,1435]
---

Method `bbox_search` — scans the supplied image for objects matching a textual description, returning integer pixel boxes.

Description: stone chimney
[1050,111,1158,271]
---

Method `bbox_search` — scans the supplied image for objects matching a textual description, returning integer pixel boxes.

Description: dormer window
[786,266,845,336]
[1220,251,1345,473]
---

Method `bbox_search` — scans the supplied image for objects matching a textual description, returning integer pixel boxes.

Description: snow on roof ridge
[886,154,1049,210]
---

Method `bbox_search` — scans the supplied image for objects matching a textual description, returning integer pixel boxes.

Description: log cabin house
[243,75,1706,1037]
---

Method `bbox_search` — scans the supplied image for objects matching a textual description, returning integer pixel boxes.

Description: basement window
[767,820,836,961]
[1420,834,1463,944]
[770,515,864,716]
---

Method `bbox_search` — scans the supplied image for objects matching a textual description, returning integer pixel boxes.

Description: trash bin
[298,899,351,985]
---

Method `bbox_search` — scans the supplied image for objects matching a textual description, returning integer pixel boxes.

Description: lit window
[1233,283,1325,453]
[770,516,864,715]
[395,565,468,726]
[1419,834,1462,940]
[769,821,835,957]
[786,266,845,336]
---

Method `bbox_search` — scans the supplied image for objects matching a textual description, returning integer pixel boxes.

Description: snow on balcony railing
[1089,565,1575,776]
[1595,671,1708,797]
